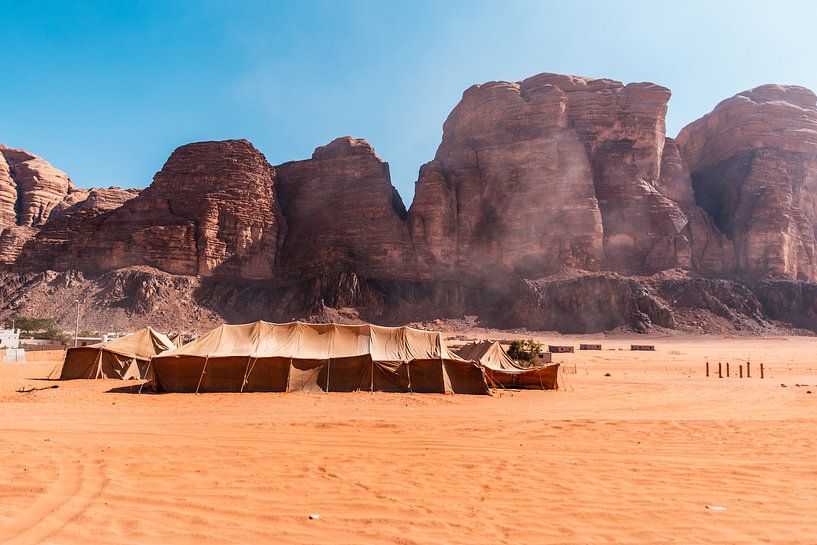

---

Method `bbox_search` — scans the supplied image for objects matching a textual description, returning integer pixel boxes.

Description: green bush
[507,339,542,363]
[6,316,68,342]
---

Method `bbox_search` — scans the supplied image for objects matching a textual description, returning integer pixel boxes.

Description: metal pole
[718,362,722,378]
[706,361,709,377]
[726,362,730,377]
[760,363,764,379]
[739,365,743,379]
[746,362,751,378]
[74,299,80,347]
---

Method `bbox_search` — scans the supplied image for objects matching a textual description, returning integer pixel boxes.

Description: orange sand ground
[1,335,816,544]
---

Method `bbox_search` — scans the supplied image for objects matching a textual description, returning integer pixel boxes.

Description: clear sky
[3,0,817,203]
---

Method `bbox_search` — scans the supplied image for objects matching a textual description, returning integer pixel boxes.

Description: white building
[0,329,20,350]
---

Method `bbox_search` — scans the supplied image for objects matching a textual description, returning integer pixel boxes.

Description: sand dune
[1,335,816,544]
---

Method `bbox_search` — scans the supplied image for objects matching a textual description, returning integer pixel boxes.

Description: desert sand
[1,335,816,544]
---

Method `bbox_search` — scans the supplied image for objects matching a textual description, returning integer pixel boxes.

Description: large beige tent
[456,340,559,390]
[151,321,489,394]
[59,327,175,380]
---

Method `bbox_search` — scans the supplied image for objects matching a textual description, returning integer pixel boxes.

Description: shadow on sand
[105,382,158,395]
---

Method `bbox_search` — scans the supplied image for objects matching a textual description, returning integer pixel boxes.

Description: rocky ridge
[3,73,817,334]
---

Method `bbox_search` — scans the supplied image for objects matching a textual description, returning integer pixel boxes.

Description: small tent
[151,321,489,394]
[59,328,175,380]
[170,334,185,348]
[456,340,559,390]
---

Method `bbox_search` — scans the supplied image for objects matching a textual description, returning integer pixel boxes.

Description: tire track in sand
[0,447,106,545]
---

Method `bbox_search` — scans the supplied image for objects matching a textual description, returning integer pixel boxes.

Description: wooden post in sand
[718,362,722,378]
[760,363,765,379]
[739,365,743,378]
[706,361,709,377]
[726,362,730,377]
[747,362,751,378]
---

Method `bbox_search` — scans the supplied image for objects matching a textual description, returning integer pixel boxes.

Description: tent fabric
[59,328,175,380]
[151,321,489,394]
[455,340,560,390]
[456,340,526,370]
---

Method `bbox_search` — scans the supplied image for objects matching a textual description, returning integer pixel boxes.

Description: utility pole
[74,299,81,347]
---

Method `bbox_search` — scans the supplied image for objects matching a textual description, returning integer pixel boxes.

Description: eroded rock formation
[275,137,412,279]
[21,140,285,279]
[408,74,715,279]
[408,78,604,280]
[0,146,88,263]
[3,73,817,333]
[677,84,817,281]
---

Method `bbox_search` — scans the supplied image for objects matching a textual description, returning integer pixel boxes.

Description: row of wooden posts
[705,361,764,379]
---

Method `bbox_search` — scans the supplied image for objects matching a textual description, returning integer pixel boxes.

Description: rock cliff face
[657,138,736,273]
[3,73,817,334]
[275,137,412,280]
[21,140,285,279]
[677,85,817,281]
[0,146,85,228]
[19,187,140,267]
[0,146,88,263]
[408,74,707,280]
[408,78,604,280]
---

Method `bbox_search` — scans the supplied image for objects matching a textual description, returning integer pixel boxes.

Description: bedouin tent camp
[151,321,489,394]
[456,340,559,390]
[59,327,175,380]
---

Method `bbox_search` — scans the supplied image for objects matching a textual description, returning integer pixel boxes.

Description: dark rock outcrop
[498,275,675,333]
[275,137,412,279]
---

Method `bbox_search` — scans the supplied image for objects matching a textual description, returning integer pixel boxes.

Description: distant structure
[73,336,103,347]
[534,350,553,364]
[548,345,574,354]
[631,344,656,351]
[70,332,128,347]
[579,344,602,350]
[0,328,20,349]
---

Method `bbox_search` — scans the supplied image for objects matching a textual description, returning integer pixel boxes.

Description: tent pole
[369,325,374,394]
[241,355,255,393]
[91,347,103,379]
[286,357,292,393]
[406,362,412,394]
[138,359,152,394]
[326,357,331,394]
[440,334,446,395]
[195,355,210,395]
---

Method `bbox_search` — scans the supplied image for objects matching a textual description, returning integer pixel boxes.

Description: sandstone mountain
[0,146,90,263]
[677,84,817,281]
[3,73,817,334]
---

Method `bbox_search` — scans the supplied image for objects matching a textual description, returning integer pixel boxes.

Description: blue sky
[3,0,816,203]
